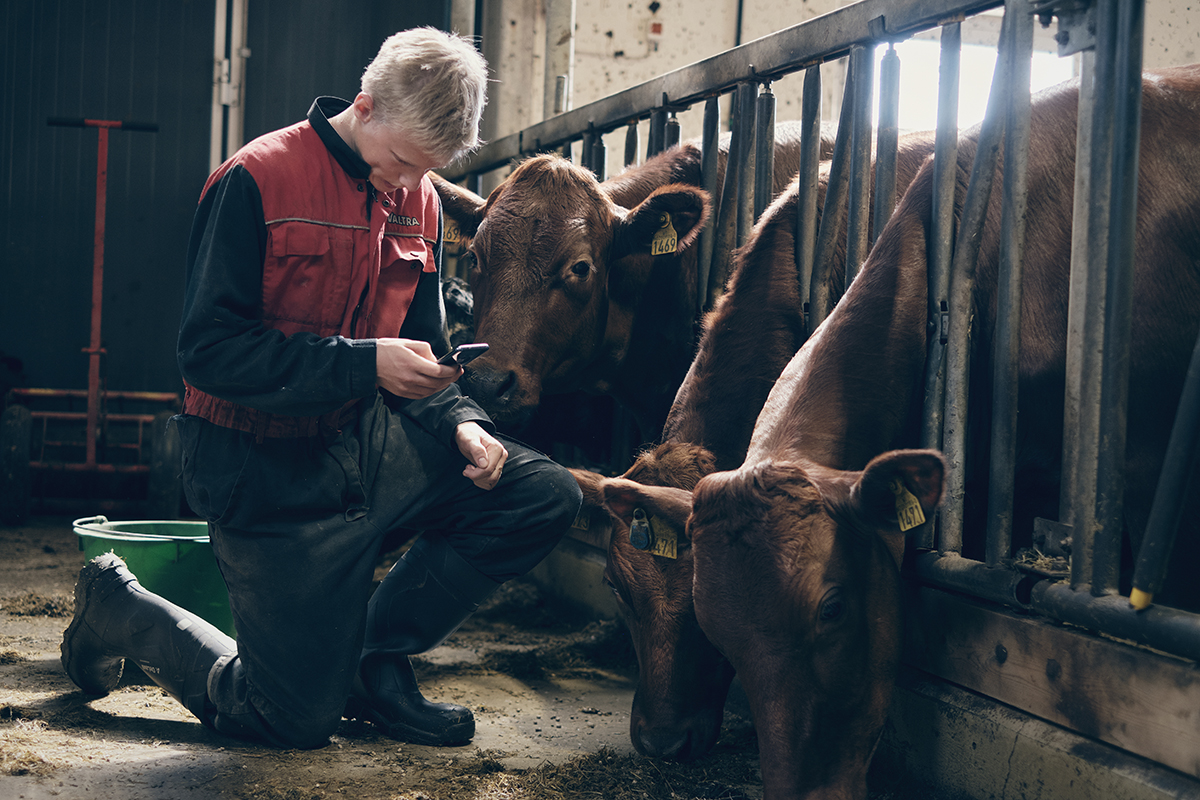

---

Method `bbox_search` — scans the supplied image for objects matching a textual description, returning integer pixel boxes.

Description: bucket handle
[72,515,111,535]
[73,515,209,543]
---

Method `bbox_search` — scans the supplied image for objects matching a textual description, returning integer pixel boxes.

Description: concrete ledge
[527,530,619,621]
[875,666,1200,800]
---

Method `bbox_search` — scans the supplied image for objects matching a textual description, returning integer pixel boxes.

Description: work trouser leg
[350,408,582,744]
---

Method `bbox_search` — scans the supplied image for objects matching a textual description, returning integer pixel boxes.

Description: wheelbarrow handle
[47,117,158,132]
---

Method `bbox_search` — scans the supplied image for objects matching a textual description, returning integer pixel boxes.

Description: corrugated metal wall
[0,0,449,402]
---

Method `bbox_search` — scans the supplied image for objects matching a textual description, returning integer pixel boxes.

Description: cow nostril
[638,729,691,760]
[495,370,519,402]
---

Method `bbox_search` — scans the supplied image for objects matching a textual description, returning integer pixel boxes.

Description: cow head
[569,441,733,762]
[598,449,943,797]
[683,449,944,800]
[433,156,709,432]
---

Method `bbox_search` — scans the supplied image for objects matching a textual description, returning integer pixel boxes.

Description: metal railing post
[794,65,823,338]
[846,44,877,284]
[873,42,901,244]
[985,0,1034,566]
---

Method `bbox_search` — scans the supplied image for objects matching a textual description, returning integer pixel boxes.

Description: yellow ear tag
[890,479,926,532]
[650,212,678,256]
[444,219,462,246]
[648,515,679,559]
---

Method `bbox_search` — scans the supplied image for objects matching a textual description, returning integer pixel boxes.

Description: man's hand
[456,421,508,490]
[376,339,460,399]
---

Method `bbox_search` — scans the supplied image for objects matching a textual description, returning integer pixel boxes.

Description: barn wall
[0,0,449,402]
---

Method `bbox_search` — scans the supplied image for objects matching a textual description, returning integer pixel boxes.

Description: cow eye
[569,260,591,278]
[818,591,844,623]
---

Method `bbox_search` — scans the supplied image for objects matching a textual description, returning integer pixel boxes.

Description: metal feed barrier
[441,0,1200,780]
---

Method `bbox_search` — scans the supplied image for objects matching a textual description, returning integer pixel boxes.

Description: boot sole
[344,695,474,747]
[61,554,129,695]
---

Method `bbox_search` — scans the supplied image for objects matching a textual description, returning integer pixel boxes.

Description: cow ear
[851,449,946,535]
[431,171,486,239]
[569,468,606,509]
[600,478,694,538]
[610,184,711,262]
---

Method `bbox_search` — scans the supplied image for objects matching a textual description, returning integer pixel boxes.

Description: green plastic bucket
[73,516,235,637]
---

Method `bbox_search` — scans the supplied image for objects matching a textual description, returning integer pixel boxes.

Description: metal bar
[917,22,962,551]
[985,0,1034,567]
[1070,12,1117,590]
[794,66,823,338]
[441,0,1003,179]
[707,92,743,302]
[624,121,639,167]
[11,388,179,403]
[648,106,668,158]
[665,112,681,150]
[912,552,1036,609]
[697,97,722,314]
[873,42,901,244]
[1031,581,1200,662]
[30,412,157,423]
[754,83,777,221]
[845,44,876,285]
[592,131,607,181]
[940,6,1014,554]
[1092,0,1145,595]
[1059,49,1095,541]
[915,553,1200,663]
[582,127,597,173]
[1131,325,1200,608]
[735,82,758,248]
[85,124,110,469]
[30,462,150,474]
[808,57,858,334]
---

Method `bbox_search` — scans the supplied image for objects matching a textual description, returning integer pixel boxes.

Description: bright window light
[874,38,1077,132]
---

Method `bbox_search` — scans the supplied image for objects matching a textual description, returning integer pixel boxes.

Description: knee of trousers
[523,460,584,533]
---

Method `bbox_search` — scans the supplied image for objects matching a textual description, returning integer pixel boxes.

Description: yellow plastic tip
[1129,587,1153,611]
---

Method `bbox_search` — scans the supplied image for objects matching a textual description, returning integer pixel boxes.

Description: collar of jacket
[308,96,372,182]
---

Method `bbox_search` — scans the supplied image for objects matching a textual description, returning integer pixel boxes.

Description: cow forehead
[476,193,613,275]
[692,473,839,571]
[487,154,616,218]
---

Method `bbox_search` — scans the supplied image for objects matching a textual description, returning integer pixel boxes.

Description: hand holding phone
[437,342,489,367]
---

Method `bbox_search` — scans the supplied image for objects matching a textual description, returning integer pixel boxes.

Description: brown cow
[594,65,1200,799]
[433,122,833,439]
[572,130,936,761]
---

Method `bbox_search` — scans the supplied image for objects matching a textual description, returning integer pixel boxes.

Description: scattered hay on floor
[0,719,61,777]
[390,741,760,800]
[2,591,73,617]
[0,650,26,664]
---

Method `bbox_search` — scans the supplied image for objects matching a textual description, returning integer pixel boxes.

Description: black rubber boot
[346,535,500,746]
[61,553,236,722]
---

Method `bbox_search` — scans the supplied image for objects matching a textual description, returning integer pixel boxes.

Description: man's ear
[610,184,710,262]
[431,172,486,240]
[601,477,695,537]
[851,449,946,534]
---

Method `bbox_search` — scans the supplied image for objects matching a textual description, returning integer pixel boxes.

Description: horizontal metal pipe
[442,0,1003,178]
[910,552,1037,610]
[1031,581,1200,662]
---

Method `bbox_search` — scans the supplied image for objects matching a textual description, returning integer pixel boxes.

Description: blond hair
[361,27,488,166]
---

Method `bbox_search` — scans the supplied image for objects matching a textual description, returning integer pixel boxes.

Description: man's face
[353,97,442,194]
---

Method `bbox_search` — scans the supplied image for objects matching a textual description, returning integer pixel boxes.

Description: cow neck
[745,189,932,473]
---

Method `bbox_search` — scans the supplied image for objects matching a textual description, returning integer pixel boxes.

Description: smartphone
[437,342,490,366]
